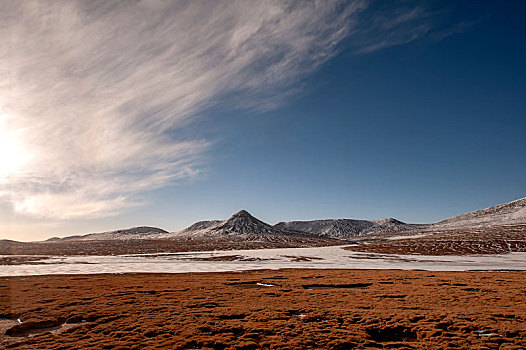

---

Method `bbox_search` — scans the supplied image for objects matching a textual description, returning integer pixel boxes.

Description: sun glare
[0,113,33,180]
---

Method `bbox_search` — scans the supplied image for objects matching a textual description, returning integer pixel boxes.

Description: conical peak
[223,210,262,228]
[379,218,404,224]
[231,210,253,219]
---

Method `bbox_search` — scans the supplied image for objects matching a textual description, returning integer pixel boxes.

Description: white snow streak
[2,245,526,276]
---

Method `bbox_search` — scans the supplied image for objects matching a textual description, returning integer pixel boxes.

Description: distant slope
[434,197,526,228]
[349,197,526,255]
[179,220,222,233]
[54,226,169,241]
[274,218,419,238]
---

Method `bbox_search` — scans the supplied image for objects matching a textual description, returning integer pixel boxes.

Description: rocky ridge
[49,226,169,241]
[274,218,421,238]
[434,197,526,228]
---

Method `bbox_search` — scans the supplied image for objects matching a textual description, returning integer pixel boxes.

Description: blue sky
[0,1,525,240]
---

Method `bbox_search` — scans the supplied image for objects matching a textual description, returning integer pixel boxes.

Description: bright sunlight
[0,113,33,181]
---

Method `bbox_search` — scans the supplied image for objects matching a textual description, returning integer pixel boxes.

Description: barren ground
[0,236,340,257]
[348,223,526,255]
[1,270,525,349]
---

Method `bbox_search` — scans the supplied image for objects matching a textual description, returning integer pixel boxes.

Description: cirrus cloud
[0,0,463,220]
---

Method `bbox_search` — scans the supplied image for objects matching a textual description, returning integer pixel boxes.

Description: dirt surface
[1,270,525,349]
[349,223,526,255]
[0,236,340,257]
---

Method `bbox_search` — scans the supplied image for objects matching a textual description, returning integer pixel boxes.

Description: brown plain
[0,269,525,349]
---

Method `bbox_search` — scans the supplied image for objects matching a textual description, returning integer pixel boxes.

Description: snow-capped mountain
[32,197,526,244]
[274,217,419,238]
[172,210,304,238]
[433,197,526,228]
[52,226,169,241]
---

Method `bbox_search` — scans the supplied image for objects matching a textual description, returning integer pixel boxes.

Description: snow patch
[2,245,526,276]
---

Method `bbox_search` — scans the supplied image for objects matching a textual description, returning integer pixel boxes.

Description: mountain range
[41,196,526,242]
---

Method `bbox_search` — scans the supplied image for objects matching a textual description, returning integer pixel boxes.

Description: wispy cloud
[0,0,462,220]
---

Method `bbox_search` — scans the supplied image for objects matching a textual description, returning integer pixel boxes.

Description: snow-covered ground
[2,245,526,276]
[386,233,430,240]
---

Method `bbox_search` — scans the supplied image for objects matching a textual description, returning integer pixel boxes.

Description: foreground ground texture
[0,270,524,349]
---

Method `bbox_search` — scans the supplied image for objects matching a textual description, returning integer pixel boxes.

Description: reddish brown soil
[350,223,526,255]
[1,270,525,349]
[0,236,340,257]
